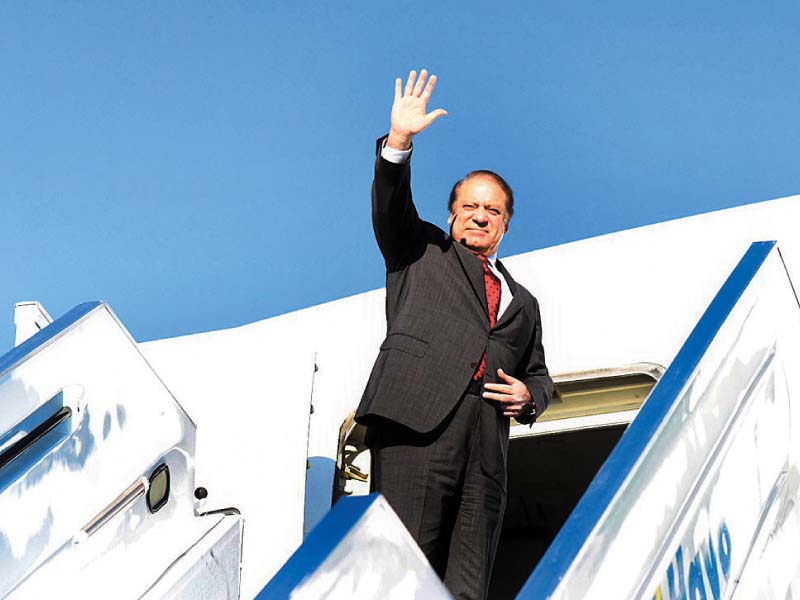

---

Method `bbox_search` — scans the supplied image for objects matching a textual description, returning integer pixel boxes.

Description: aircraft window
[147,463,170,513]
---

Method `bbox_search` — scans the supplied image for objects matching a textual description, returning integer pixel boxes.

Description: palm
[389,70,447,142]
[392,97,434,135]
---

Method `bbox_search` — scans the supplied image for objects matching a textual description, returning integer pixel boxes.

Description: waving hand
[387,69,448,150]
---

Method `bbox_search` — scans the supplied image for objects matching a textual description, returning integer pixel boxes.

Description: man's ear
[504,220,509,233]
[448,212,455,225]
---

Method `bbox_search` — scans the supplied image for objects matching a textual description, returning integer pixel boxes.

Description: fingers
[497,368,518,384]
[413,69,428,96]
[483,392,529,417]
[503,406,524,418]
[482,391,521,403]
[404,70,417,96]
[421,74,437,101]
[424,108,448,127]
[483,384,531,417]
[483,372,532,417]
[400,69,440,98]
[483,382,512,393]
[394,77,402,102]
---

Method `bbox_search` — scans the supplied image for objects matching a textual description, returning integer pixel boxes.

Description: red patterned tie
[474,255,501,380]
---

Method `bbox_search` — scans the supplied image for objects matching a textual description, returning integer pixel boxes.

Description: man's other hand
[483,368,534,419]
[387,69,448,151]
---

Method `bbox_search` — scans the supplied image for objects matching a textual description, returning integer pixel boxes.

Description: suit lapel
[494,259,524,327]
[450,238,489,318]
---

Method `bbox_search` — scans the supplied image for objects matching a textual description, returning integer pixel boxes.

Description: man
[355,69,553,600]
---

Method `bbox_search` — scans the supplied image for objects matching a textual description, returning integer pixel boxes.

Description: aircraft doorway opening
[333,364,662,597]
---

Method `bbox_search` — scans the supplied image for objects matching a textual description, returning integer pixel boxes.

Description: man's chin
[462,240,490,255]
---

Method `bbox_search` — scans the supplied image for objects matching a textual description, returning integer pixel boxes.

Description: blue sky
[2,3,799,348]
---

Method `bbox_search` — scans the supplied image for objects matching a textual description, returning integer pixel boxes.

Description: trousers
[368,391,507,600]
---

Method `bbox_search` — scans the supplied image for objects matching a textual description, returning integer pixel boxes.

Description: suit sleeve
[371,135,425,271]
[517,297,554,425]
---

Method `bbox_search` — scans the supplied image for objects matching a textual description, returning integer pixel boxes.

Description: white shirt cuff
[380,140,412,164]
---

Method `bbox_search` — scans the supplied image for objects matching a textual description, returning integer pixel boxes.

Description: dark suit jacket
[356,137,553,434]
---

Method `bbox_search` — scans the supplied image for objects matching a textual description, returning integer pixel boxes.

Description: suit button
[488,334,495,341]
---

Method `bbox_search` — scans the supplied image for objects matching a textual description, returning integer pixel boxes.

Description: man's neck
[457,239,499,263]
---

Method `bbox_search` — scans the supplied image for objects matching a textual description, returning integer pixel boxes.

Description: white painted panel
[141,309,316,600]
[539,247,800,599]
[1,303,240,600]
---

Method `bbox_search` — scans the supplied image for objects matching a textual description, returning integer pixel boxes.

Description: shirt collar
[455,237,500,268]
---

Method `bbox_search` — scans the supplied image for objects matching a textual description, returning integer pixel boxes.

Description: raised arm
[386,69,448,150]
[372,70,447,269]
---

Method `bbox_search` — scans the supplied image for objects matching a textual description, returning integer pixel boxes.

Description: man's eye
[490,209,500,215]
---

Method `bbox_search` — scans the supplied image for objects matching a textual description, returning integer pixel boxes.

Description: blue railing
[518,241,776,598]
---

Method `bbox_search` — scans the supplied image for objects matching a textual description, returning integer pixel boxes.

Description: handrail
[0,406,72,471]
[519,240,777,598]
[76,477,148,542]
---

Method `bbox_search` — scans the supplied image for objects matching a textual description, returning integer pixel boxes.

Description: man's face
[448,175,509,257]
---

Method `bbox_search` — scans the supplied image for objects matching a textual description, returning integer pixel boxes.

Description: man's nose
[472,207,488,224]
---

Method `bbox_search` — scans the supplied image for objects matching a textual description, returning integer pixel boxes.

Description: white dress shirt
[484,253,513,319]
